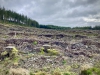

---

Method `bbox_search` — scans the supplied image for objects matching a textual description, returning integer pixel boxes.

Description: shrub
[62,60,67,65]
[11,47,18,57]
[30,72,35,75]
[80,67,100,75]
[47,49,59,56]
[80,69,92,75]
[63,72,70,75]
[12,56,20,65]
[40,47,45,55]
[1,51,8,56]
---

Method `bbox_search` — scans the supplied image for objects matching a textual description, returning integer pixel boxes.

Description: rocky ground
[0,23,100,75]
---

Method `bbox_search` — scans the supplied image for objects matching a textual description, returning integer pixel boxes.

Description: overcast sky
[0,0,100,27]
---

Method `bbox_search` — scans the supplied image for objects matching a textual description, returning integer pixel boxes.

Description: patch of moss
[47,49,59,56]
[1,51,8,56]
[40,47,45,55]
[62,60,67,65]
[63,72,70,75]
[80,67,100,75]
[33,41,38,45]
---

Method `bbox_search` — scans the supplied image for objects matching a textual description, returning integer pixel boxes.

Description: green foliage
[33,41,38,45]
[11,47,18,58]
[0,7,39,27]
[47,49,59,56]
[80,67,100,75]
[30,72,35,75]
[1,51,8,56]
[73,26,92,30]
[12,56,19,63]
[80,69,92,75]
[73,26,100,30]
[40,47,45,55]
[93,26,100,30]
[12,47,18,55]
[40,24,71,30]
[4,57,10,61]
[63,72,70,75]
[62,60,67,65]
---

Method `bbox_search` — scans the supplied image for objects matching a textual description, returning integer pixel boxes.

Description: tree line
[72,26,100,30]
[39,25,100,30]
[0,7,100,30]
[0,7,39,27]
[39,24,71,30]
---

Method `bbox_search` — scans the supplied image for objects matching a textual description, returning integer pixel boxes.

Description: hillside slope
[0,23,100,75]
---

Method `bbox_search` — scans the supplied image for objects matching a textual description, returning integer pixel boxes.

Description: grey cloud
[66,6,99,18]
[0,0,100,27]
[64,0,99,7]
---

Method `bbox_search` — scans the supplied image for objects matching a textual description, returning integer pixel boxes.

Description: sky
[0,0,100,27]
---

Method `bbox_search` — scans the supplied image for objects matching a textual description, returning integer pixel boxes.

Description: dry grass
[9,68,29,75]
[80,63,93,71]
